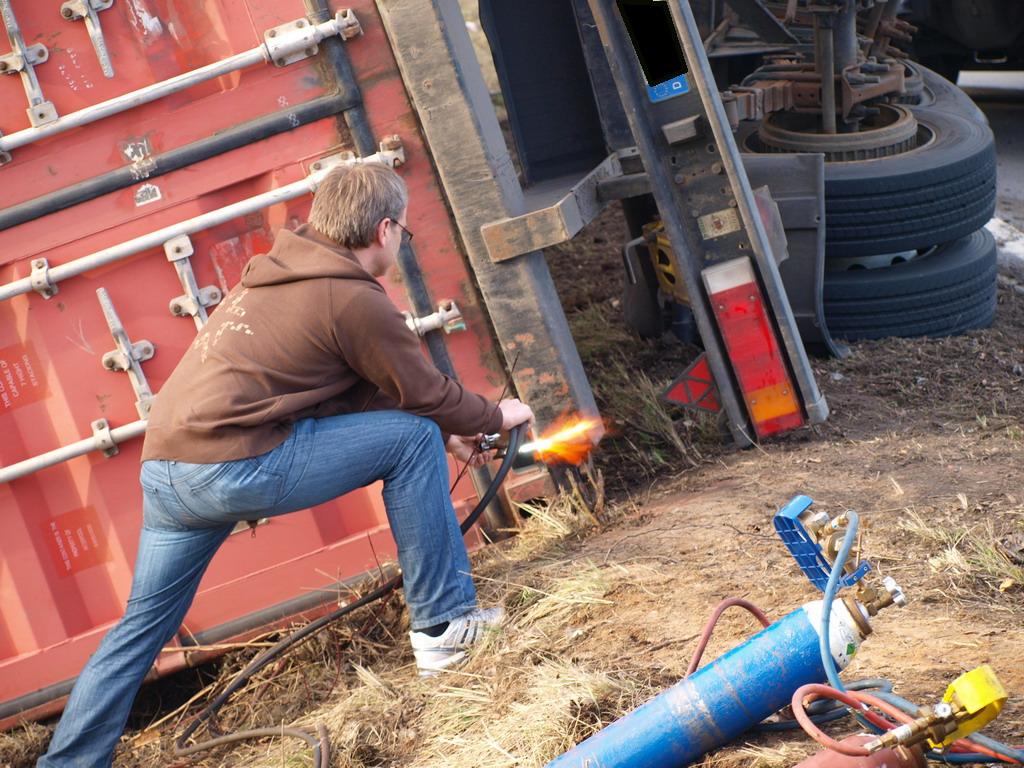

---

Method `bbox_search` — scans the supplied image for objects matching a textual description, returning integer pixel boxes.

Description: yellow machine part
[642,221,690,305]
[932,665,1008,748]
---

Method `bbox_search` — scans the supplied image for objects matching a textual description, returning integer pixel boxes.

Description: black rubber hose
[173,422,528,760]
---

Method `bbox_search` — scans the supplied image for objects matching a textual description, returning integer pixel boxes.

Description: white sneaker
[410,606,505,676]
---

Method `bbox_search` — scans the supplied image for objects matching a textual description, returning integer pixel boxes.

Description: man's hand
[446,400,534,467]
[498,398,535,430]
[446,434,494,468]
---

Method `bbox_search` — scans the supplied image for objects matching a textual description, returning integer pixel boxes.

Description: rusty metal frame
[480,152,623,263]
[583,0,827,445]
[375,0,601,433]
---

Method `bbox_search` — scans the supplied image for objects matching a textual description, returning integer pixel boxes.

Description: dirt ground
[532,196,1024,764]
[544,192,1024,692]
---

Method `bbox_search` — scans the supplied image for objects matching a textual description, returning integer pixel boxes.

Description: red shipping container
[0,0,519,727]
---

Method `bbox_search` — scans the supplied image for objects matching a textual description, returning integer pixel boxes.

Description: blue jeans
[39,411,476,768]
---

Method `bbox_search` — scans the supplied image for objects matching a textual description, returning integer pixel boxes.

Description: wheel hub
[756,103,919,161]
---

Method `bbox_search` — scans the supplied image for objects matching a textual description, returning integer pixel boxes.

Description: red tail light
[702,257,804,438]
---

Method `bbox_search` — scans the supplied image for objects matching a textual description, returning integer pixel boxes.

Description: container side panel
[0,0,510,724]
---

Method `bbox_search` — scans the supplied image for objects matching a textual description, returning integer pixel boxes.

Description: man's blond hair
[309,162,408,249]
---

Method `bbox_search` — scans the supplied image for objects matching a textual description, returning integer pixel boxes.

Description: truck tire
[900,61,988,124]
[822,107,996,258]
[823,228,997,340]
[737,106,996,260]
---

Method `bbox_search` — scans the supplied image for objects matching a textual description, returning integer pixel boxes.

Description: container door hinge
[403,301,465,336]
[309,135,406,178]
[264,9,362,68]
[97,287,155,419]
[90,418,118,458]
[30,257,58,298]
[60,0,115,78]
[0,0,56,128]
[164,235,222,329]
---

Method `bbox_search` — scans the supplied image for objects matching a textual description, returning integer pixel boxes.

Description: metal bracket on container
[309,135,406,181]
[264,9,362,68]
[164,235,222,329]
[60,0,115,78]
[403,301,465,336]
[0,0,57,128]
[90,418,118,457]
[97,288,155,419]
[30,257,58,298]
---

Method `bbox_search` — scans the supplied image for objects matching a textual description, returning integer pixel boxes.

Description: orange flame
[519,414,604,465]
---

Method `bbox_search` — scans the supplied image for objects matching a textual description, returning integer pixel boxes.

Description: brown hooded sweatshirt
[141,225,502,463]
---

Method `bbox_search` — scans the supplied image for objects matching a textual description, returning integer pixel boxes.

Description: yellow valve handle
[931,665,1007,748]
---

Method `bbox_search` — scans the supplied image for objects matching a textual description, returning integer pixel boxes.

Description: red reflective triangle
[661,354,721,413]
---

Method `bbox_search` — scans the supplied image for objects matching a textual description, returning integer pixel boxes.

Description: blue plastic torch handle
[773,495,871,592]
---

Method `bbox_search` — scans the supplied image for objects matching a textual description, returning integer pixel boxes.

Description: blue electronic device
[617,0,691,103]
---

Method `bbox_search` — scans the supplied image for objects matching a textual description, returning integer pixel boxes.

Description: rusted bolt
[296,19,306,27]
[61,7,75,18]
[0,61,9,72]
[32,259,44,268]
[711,162,724,174]
[729,198,738,208]
[673,173,685,185]
[305,48,315,57]
[170,302,182,315]
[267,29,277,37]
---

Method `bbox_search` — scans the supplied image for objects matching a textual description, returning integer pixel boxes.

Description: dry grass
[899,501,1024,595]
[61,482,657,768]
[564,304,721,488]
[274,485,659,768]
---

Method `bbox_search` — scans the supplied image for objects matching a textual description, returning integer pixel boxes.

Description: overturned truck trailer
[0,0,601,727]
[1,0,832,727]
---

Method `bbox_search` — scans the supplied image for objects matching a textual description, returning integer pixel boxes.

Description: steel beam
[376,0,601,433]
[583,0,827,444]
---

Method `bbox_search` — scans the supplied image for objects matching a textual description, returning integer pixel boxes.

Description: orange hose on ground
[794,686,1023,764]
[792,684,898,755]
[685,598,771,677]
[850,692,1021,763]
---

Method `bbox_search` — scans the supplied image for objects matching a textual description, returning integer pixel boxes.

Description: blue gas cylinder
[544,599,870,768]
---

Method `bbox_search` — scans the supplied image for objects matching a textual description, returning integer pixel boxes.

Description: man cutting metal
[38,161,535,768]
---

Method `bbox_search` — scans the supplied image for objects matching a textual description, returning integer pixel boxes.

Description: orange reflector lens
[747,381,802,431]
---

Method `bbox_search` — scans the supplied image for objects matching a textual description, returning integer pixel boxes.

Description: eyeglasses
[393,220,414,245]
